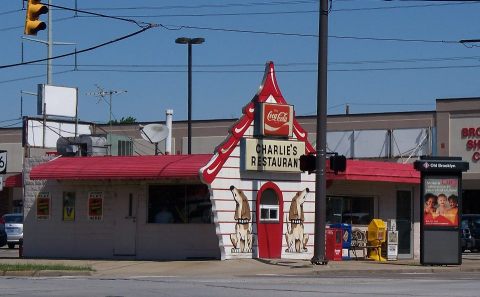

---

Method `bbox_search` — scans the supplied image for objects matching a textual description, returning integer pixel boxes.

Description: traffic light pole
[47,0,52,84]
[311,0,328,265]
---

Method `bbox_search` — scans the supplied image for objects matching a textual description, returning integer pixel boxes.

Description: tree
[108,116,137,125]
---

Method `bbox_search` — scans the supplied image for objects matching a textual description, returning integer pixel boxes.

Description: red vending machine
[325,228,343,261]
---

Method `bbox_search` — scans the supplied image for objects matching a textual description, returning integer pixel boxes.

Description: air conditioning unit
[57,135,108,157]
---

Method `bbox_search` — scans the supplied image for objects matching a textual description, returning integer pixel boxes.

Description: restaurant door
[114,192,137,256]
[256,182,283,258]
[396,190,412,259]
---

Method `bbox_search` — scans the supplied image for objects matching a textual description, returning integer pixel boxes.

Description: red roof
[327,160,420,184]
[5,173,22,188]
[30,155,212,181]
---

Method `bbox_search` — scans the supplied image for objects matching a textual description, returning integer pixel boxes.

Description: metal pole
[312,0,328,265]
[109,92,112,126]
[47,0,52,84]
[187,42,192,155]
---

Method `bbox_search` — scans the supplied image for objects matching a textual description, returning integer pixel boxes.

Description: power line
[3,63,480,85]
[0,70,73,84]
[79,1,318,11]
[16,54,480,68]
[0,25,153,69]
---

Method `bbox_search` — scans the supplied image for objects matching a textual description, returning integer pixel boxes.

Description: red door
[256,182,283,258]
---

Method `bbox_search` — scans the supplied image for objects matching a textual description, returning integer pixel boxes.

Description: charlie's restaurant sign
[258,103,293,137]
[242,138,304,172]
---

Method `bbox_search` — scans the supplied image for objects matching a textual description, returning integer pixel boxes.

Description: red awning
[5,173,22,188]
[30,155,212,181]
[327,159,420,184]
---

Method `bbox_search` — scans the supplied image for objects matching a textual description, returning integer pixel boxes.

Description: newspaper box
[330,223,352,260]
[367,219,387,261]
[325,228,342,261]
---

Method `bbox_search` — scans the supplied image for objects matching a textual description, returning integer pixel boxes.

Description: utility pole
[311,0,329,265]
[86,85,127,127]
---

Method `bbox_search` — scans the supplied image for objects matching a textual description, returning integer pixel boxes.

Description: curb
[2,270,92,277]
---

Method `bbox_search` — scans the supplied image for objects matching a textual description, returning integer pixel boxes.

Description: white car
[3,213,23,249]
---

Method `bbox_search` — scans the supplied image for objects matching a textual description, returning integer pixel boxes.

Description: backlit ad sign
[88,191,103,221]
[423,177,459,227]
[242,138,304,172]
[259,103,293,137]
[36,192,51,220]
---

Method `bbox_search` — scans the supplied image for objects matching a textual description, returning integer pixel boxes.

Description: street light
[175,37,205,155]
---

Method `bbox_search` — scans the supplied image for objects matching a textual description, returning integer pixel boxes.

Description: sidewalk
[1,254,480,277]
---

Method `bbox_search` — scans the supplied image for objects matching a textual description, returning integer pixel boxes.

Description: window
[326,196,374,225]
[118,140,133,156]
[259,188,279,222]
[148,184,212,224]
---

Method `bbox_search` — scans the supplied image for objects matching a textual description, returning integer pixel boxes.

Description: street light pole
[175,37,205,155]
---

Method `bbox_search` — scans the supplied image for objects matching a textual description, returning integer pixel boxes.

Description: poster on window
[423,177,459,227]
[88,192,103,221]
[36,192,50,220]
[63,192,75,221]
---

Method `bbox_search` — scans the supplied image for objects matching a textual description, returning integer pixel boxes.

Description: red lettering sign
[261,103,293,137]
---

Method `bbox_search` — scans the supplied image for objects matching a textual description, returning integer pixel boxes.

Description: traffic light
[24,0,48,36]
[330,155,347,173]
[300,154,316,173]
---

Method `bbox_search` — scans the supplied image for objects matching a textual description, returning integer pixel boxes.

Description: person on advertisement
[446,194,459,225]
[435,194,448,217]
[424,193,437,223]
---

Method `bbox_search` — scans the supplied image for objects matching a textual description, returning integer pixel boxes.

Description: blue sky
[1,0,480,127]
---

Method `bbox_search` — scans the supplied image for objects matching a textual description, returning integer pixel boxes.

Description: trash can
[330,223,352,260]
[325,227,342,261]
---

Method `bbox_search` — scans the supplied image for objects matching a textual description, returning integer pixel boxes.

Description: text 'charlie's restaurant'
[24,62,420,260]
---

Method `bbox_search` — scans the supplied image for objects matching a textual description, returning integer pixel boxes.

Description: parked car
[461,214,480,252]
[2,213,23,249]
[0,218,7,248]
[461,226,474,252]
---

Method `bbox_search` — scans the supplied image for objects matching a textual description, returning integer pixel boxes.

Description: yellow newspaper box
[367,219,387,261]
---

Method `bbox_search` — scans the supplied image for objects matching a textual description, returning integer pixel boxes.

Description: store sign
[242,138,304,172]
[0,150,6,174]
[461,127,480,162]
[88,192,103,221]
[36,192,50,220]
[259,103,293,137]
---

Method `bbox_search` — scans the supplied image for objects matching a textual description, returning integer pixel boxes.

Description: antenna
[86,85,127,126]
[140,124,169,155]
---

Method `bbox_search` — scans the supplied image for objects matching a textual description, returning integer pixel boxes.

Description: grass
[0,263,93,272]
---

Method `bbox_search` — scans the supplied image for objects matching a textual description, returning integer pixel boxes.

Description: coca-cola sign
[260,103,293,137]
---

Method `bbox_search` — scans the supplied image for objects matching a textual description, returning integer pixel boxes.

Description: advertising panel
[423,176,459,227]
[36,192,50,220]
[88,191,103,221]
[259,103,293,137]
[62,192,75,221]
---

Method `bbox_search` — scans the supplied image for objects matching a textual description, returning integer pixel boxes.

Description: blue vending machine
[330,223,352,260]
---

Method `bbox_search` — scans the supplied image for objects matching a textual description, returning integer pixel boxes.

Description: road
[0,250,479,296]
[0,270,479,297]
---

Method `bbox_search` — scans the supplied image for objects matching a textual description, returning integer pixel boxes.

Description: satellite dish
[140,124,169,143]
